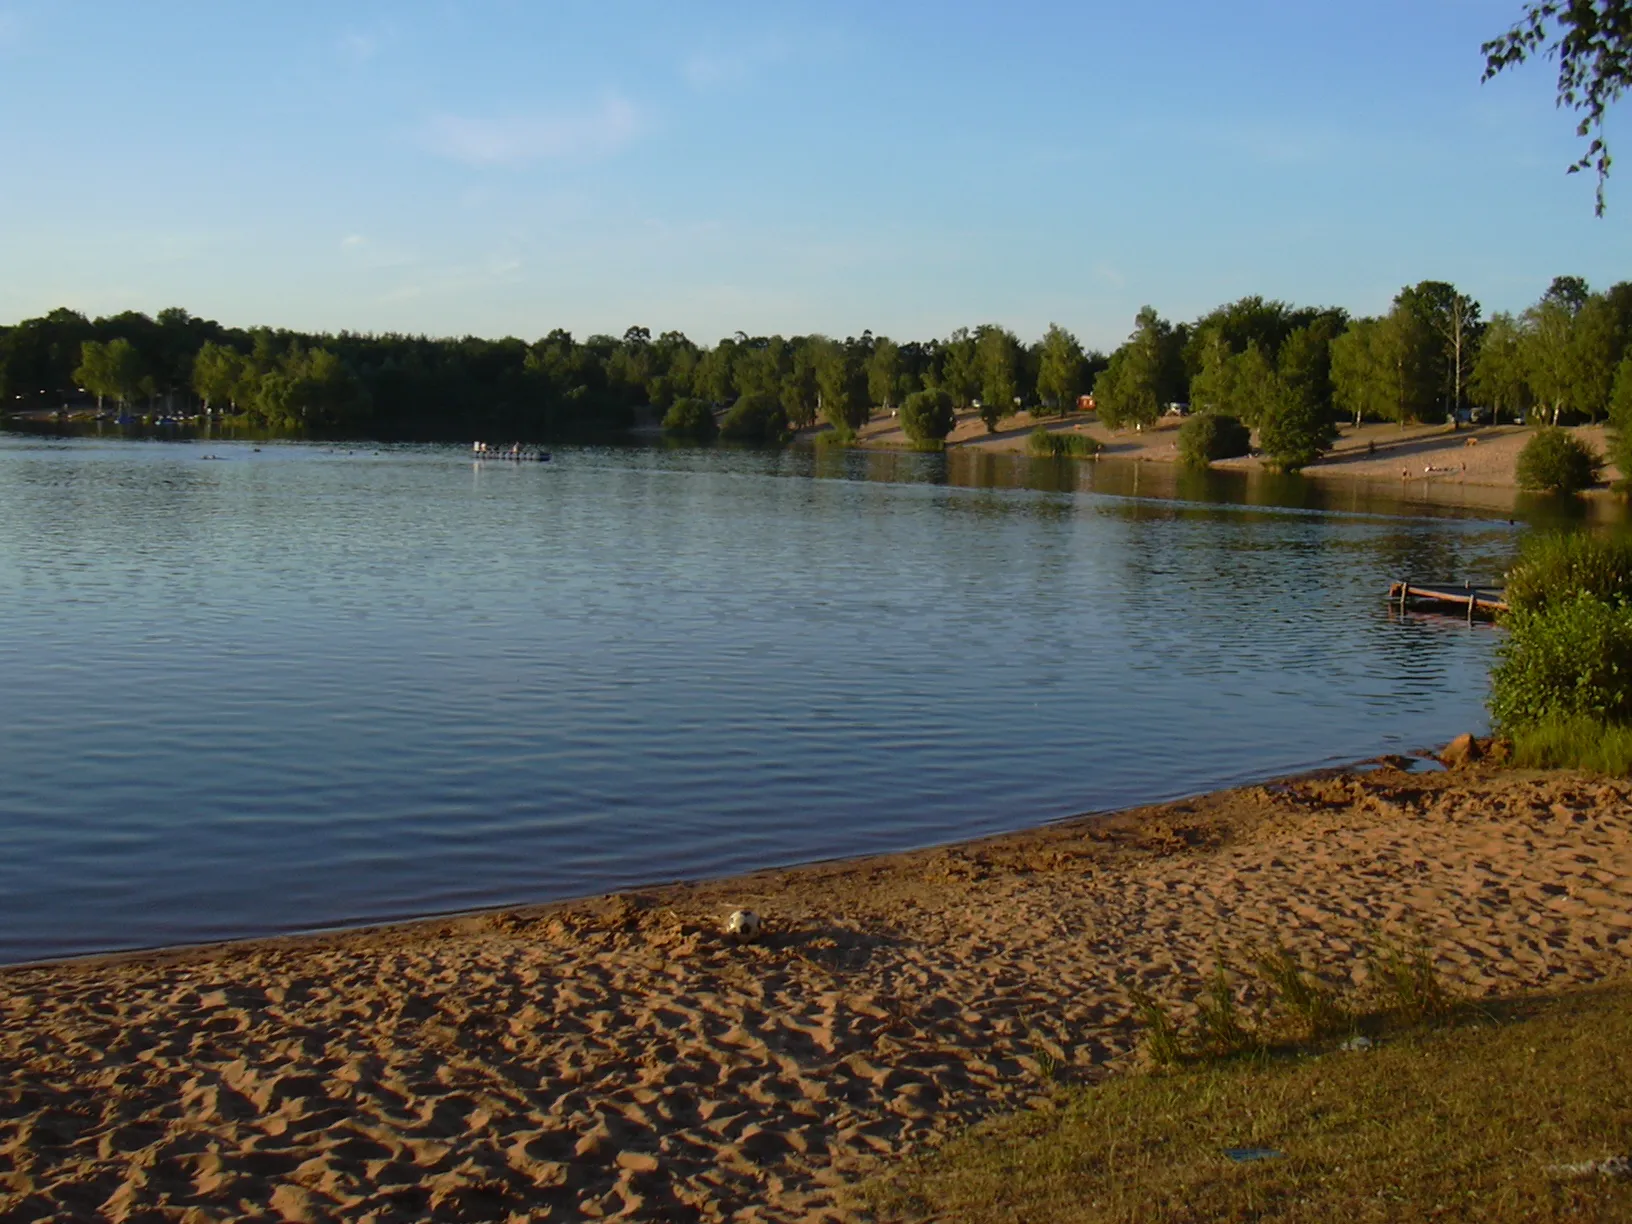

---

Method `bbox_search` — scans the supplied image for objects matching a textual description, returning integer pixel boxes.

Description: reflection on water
[0,432,1530,962]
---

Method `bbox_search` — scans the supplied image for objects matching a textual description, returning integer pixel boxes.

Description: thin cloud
[422,96,641,167]
[337,20,395,63]
[682,37,788,91]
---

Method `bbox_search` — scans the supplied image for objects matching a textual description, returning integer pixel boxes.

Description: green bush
[1257,384,1335,473]
[1027,427,1102,458]
[660,396,717,441]
[898,387,956,444]
[1515,427,1603,494]
[1176,412,1251,467]
[1489,593,1632,730]
[717,391,789,443]
[1503,531,1632,613]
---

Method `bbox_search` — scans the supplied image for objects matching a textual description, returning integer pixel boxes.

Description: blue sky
[0,1,1627,349]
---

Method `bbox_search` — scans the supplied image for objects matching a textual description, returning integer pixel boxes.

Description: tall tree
[191,342,247,413]
[935,328,979,411]
[1397,281,1483,416]
[1569,290,1629,420]
[1094,306,1185,430]
[1277,318,1344,419]
[72,340,114,409]
[1522,282,1588,423]
[1035,323,1087,414]
[866,337,902,411]
[974,324,1022,431]
[1377,294,1441,424]
[1469,312,1535,424]
[813,337,869,433]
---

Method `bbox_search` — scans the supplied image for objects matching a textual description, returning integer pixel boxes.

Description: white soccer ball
[725,909,763,943]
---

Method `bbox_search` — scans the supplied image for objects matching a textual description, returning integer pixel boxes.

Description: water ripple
[0,435,1512,962]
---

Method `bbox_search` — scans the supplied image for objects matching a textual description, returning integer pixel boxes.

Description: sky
[0,0,1628,350]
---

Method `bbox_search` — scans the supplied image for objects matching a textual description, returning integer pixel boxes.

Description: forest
[3,276,1631,469]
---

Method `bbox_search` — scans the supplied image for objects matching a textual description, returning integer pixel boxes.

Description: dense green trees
[661,397,718,441]
[718,391,788,443]
[73,338,145,408]
[1093,307,1185,430]
[1035,324,1088,414]
[6,274,1629,455]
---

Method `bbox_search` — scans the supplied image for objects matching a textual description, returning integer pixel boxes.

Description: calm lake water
[0,433,1523,963]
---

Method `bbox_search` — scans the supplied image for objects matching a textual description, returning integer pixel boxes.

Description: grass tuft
[1368,936,1455,1023]
[1251,943,1348,1041]
[1507,713,1632,775]
[1127,986,1184,1068]
[1195,966,1255,1058]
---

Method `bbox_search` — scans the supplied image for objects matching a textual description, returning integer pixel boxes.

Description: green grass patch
[868,981,1632,1223]
[1028,427,1103,458]
[1507,714,1632,775]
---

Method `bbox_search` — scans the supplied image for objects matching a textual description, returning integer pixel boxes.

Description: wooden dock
[1388,581,1508,620]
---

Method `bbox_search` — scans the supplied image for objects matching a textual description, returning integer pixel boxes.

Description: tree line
[3,278,1630,465]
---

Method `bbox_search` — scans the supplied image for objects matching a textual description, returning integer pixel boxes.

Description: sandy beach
[841,411,1623,507]
[2,760,1630,1222]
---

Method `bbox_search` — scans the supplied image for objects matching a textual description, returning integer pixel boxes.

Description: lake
[0,433,1518,963]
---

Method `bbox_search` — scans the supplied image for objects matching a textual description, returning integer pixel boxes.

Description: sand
[844,411,1623,504]
[3,763,1631,1222]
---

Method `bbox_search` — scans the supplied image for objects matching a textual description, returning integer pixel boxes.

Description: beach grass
[867,981,1632,1223]
[1506,714,1632,775]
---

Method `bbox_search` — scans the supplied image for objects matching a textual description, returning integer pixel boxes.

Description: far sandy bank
[834,410,1623,512]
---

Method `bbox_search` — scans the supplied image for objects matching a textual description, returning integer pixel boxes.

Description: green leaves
[660,396,717,442]
[1176,412,1250,468]
[1482,1,1632,213]
[898,387,956,444]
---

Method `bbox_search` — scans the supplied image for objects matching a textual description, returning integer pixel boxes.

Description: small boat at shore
[472,442,550,462]
[1388,581,1507,619]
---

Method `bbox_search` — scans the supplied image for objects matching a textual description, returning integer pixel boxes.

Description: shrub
[1176,412,1251,467]
[1503,531,1632,613]
[1257,384,1336,473]
[660,397,717,441]
[1027,427,1102,458]
[1127,986,1183,1068]
[1489,593,1632,729]
[1515,427,1603,494]
[717,391,789,443]
[898,387,956,444]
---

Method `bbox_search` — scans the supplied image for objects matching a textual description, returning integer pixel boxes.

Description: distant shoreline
[829,411,1623,511]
